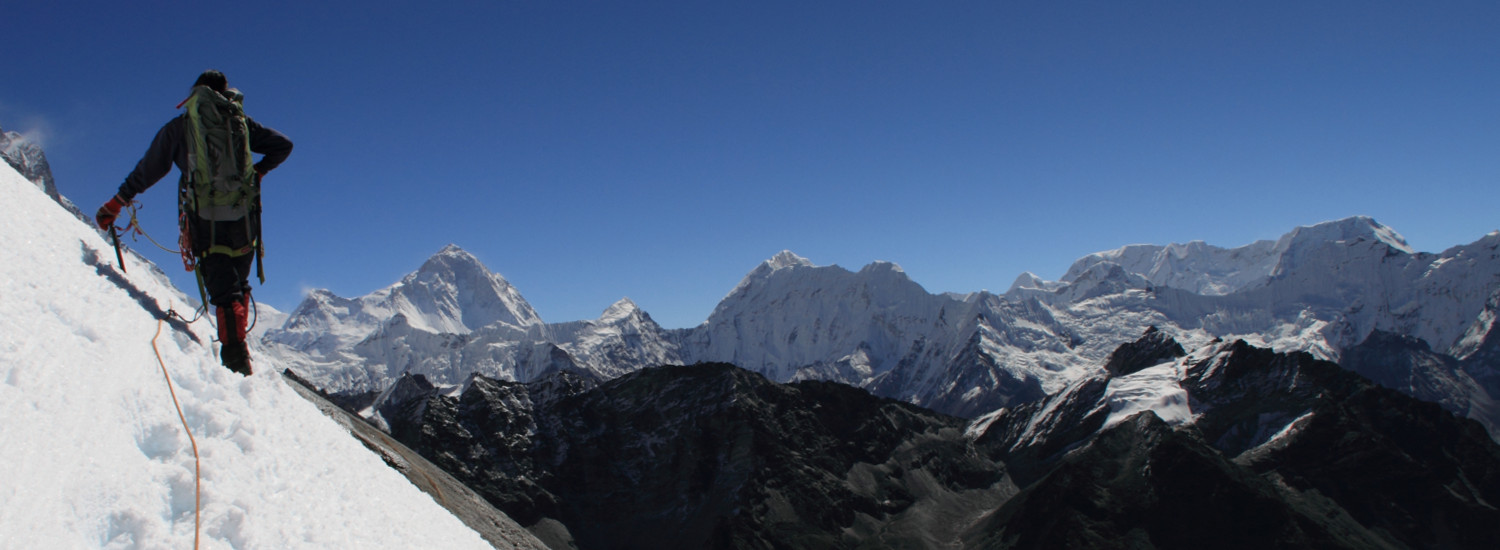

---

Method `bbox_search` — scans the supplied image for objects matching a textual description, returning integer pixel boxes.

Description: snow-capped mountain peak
[767,249,814,270]
[859,260,905,275]
[1275,215,1413,257]
[397,244,542,331]
[600,297,642,323]
[717,250,818,308]
[692,252,955,384]
[1056,216,1415,298]
[1007,271,1049,292]
[1060,239,1281,297]
[274,245,541,346]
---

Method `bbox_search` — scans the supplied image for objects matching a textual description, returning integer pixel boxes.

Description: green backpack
[180,85,257,225]
[177,85,265,296]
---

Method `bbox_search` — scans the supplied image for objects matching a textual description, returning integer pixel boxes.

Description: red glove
[95,195,128,230]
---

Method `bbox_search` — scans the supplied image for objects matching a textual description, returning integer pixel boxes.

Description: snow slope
[0,164,502,548]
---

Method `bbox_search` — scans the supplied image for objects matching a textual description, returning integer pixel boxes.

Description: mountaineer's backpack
[176,85,265,297]
[179,85,257,225]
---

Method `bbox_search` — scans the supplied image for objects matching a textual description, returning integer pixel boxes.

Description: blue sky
[4,1,1498,329]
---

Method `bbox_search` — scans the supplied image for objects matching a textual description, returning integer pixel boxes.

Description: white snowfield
[0,165,498,548]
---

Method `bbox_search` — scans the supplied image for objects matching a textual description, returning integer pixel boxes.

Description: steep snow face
[687,253,956,383]
[1270,216,1416,267]
[1404,232,1500,354]
[0,164,498,549]
[1061,217,1414,298]
[393,244,544,334]
[1234,219,1499,356]
[1062,240,1281,296]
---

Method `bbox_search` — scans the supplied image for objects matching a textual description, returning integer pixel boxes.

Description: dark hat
[193,70,228,93]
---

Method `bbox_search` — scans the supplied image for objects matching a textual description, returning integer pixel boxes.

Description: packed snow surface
[0,164,492,548]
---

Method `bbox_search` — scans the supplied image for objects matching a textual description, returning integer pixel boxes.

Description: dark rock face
[870,330,1050,419]
[382,364,1012,550]
[1206,352,1500,550]
[971,375,1112,486]
[1104,326,1186,376]
[964,413,1386,550]
[407,373,577,527]
[1459,290,1500,409]
[964,332,1500,550]
[1341,329,1497,438]
[1179,341,1334,456]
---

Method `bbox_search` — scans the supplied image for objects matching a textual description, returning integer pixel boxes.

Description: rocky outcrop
[378,364,1013,550]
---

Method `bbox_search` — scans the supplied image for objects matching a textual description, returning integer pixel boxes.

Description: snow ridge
[0,163,501,548]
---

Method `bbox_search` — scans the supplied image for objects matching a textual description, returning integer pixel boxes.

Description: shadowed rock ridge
[344,330,1500,549]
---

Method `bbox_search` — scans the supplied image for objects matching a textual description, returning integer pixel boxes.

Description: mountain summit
[1060,217,1413,297]
[268,245,541,352]
[396,244,543,334]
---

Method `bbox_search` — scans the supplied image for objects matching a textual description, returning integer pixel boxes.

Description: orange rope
[151,318,201,549]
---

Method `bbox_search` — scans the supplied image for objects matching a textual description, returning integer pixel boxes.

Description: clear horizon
[4,1,1497,328]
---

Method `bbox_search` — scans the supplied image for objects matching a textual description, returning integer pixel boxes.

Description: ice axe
[109,224,127,273]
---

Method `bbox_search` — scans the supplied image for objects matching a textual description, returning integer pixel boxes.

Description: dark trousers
[188,216,256,307]
[200,253,254,307]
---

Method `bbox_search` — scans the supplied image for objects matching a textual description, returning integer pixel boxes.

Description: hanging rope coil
[120,202,182,257]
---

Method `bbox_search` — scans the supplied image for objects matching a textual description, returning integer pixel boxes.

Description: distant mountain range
[361,331,1500,549]
[261,216,1500,440]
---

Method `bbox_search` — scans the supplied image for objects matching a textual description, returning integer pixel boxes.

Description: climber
[95,70,293,375]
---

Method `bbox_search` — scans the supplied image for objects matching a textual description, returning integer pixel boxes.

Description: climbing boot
[216,298,253,376]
